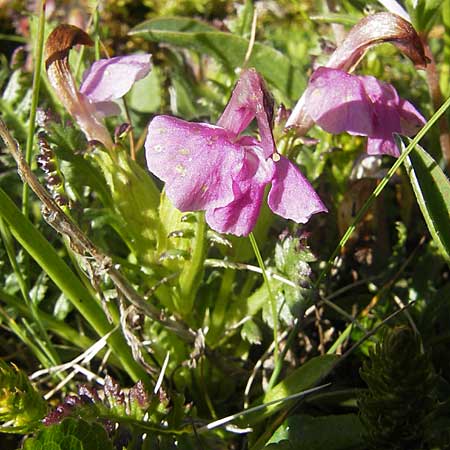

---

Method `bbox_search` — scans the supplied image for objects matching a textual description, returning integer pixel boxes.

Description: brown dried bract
[327,12,429,72]
[45,24,93,70]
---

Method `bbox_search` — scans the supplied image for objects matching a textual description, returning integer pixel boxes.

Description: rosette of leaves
[358,326,438,449]
[0,360,46,433]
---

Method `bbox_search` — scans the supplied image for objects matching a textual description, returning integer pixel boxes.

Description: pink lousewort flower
[285,12,428,144]
[79,54,152,117]
[303,67,426,157]
[45,24,151,148]
[145,69,327,236]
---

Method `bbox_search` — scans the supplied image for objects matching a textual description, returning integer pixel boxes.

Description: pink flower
[45,24,152,148]
[145,69,327,236]
[80,54,152,117]
[303,67,426,157]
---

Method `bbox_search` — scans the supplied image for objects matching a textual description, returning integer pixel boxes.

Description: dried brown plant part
[45,24,114,148]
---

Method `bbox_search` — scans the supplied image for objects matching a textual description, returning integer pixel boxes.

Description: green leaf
[403,139,450,262]
[247,355,338,423]
[129,66,162,113]
[23,418,113,450]
[0,187,150,383]
[157,192,206,316]
[241,319,263,344]
[266,414,365,449]
[129,17,304,100]
[404,0,442,32]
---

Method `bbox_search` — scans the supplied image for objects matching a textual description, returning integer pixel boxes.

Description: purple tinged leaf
[217,69,276,159]
[80,54,152,115]
[268,156,328,222]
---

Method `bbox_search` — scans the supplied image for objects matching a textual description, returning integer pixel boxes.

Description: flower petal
[268,156,327,223]
[145,115,243,212]
[304,67,373,135]
[217,69,276,158]
[205,146,275,236]
[398,98,426,135]
[366,136,400,157]
[80,54,152,103]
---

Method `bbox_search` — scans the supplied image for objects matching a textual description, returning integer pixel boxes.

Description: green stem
[22,0,46,215]
[0,218,60,367]
[0,187,150,384]
[316,94,450,287]
[249,232,279,366]
[0,288,92,351]
[266,95,450,391]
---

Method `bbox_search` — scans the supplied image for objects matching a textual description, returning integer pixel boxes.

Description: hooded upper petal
[80,54,152,107]
[268,156,328,223]
[217,69,276,158]
[145,115,244,212]
[206,143,275,236]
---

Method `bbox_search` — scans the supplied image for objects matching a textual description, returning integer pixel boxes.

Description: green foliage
[270,236,316,324]
[254,355,338,423]
[266,414,365,449]
[0,360,46,433]
[23,418,113,450]
[403,139,450,262]
[405,0,443,33]
[0,2,450,449]
[358,327,440,449]
[129,17,305,100]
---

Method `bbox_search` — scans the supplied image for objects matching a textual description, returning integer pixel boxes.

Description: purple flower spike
[303,67,426,157]
[80,54,152,116]
[145,69,327,236]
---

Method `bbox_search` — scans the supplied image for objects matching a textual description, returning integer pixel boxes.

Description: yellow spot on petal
[201,184,208,193]
[154,144,163,153]
[178,148,189,155]
[272,153,281,162]
[175,164,187,176]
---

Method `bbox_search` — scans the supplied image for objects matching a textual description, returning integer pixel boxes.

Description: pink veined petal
[145,115,244,212]
[206,147,275,236]
[366,136,400,157]
[304,67,374,136]
[80,54,152,103]
[217,69,276,158]
[268,156,327,223]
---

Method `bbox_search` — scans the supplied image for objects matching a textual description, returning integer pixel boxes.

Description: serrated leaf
[403,139,450,262]
[23,418,113,450]
[129,17,304,100]
[241,319,262,344]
